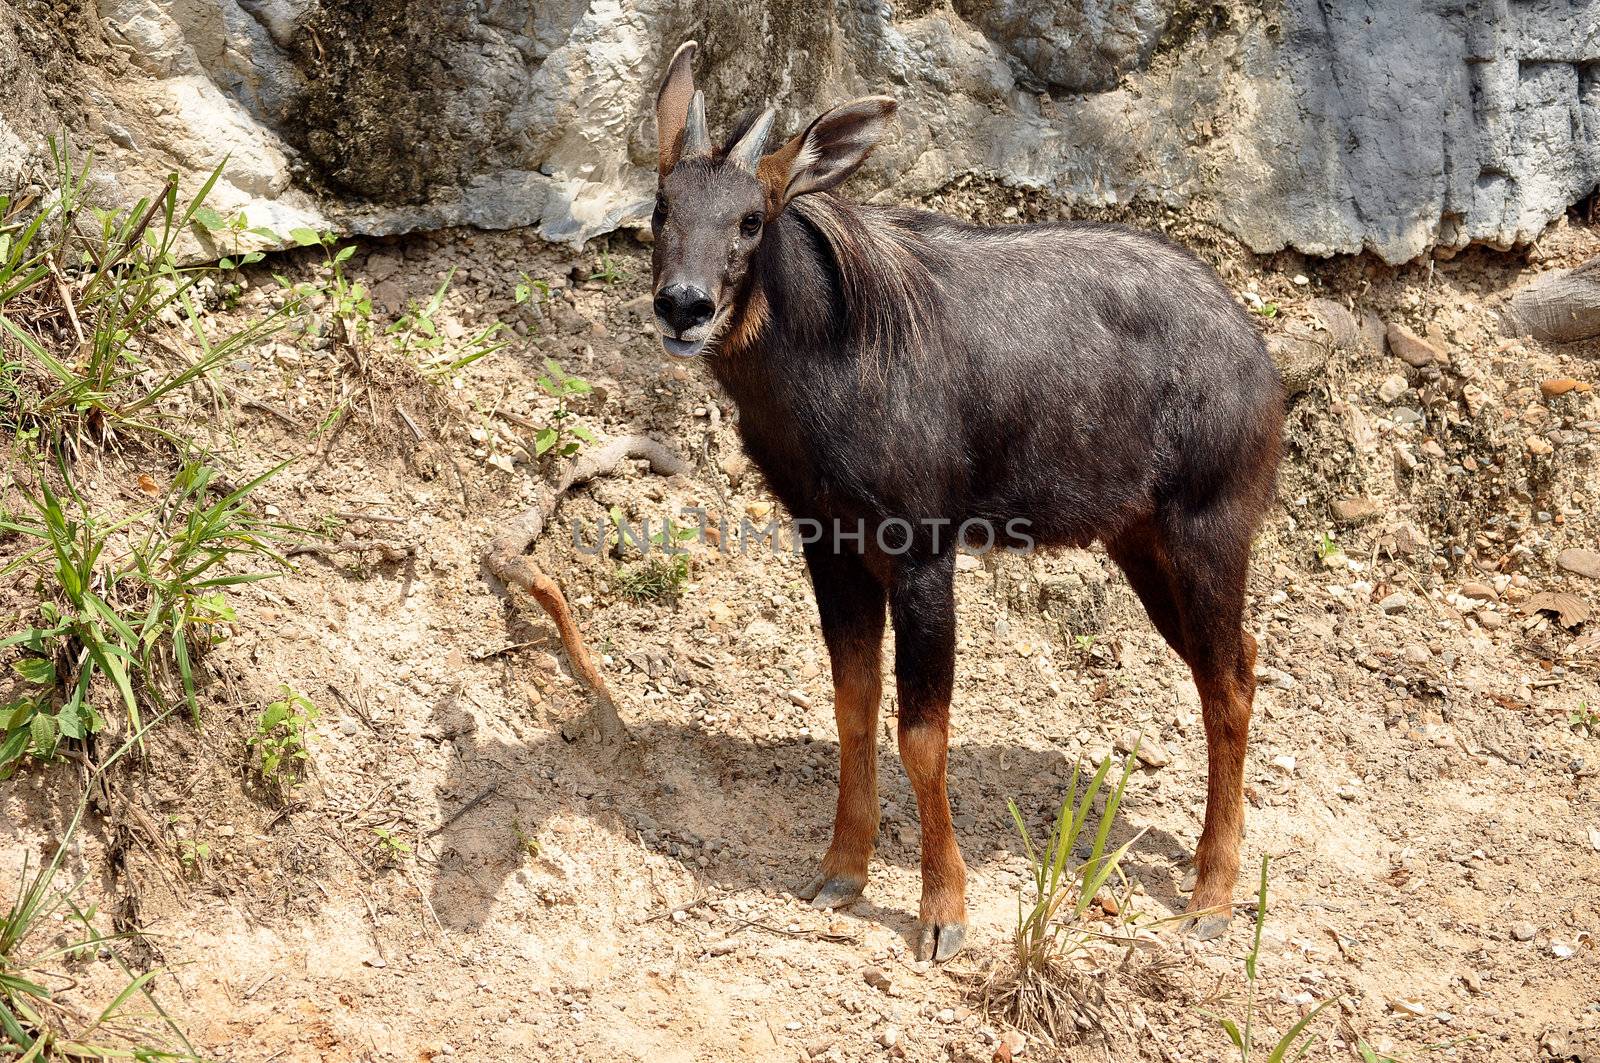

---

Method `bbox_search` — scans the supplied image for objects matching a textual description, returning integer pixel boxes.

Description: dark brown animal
[648,42,1284,961]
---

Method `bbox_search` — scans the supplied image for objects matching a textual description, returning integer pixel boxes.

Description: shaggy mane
[790,195,944,373]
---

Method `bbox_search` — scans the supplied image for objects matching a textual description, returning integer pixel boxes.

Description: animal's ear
[760,96,897,206]
[656,41,698,177]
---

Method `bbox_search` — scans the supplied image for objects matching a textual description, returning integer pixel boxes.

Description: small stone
[1402,644,1431,664]
[878,1025,900,1049]
[1510,921,1536,941]
[1386,322,1444,367]
[936,1008,956,1024]
[955,553,982,572]
[862,966,891,992]
[1378,591,1409,614]
[1331,496,1383,524]
[1270,753,1297,776]
[1378,373,1410,403]
[746,499,774,520]
[719,452,751,485]
[1540,377,1590,398]
[1389,998,1429,1017]
[1478,609,1506,630]
[1556,548,1600,580]
[1116,730,1172,768]
[1000,1030,1027,1057]
[1459,582,1496,601]
[787,689,814,710]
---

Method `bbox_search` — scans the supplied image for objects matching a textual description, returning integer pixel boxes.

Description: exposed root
[484,435,690,746]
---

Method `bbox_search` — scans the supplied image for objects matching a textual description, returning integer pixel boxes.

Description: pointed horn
[683,91,711,157]
[726,107,776,173]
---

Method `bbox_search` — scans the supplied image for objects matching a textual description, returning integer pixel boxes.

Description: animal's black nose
[654,284,715,334]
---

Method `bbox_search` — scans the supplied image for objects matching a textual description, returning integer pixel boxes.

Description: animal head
[649,41,897,358]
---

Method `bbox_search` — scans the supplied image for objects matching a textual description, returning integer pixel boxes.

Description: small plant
[1250,301,1280,318]
[0,459,289,776]
[1569,702,1598,736]
[386,267,511,379]
[515,272,551,308]
[613,515,695,602]
[370,827,412,864]
[0,139,290,447]
[1356,1041,1402,1063]
[278,228,371,349]
[974,753,1142,1043]
[247,685,319,785]
[1,712,201,1058]
[584,250,626,286]
[1315,531,1345,568]
[513,820,541,860]
[532,357,596,459]
[176,839,211,877]
[1199,857,1335,1062]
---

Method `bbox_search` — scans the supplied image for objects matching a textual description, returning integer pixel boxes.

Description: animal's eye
[654,194,668,220]
[740,212,763,238]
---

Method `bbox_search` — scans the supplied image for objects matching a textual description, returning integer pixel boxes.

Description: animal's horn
[683,91,710,157]
[727,107,776,173]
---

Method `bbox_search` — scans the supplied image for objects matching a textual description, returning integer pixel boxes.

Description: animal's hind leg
[1107,521,1187,662]
[1160,508,1259,940]
[797,543,886,910]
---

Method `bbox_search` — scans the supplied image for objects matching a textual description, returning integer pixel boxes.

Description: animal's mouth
[659,335,707,359]
[656,306,729,359]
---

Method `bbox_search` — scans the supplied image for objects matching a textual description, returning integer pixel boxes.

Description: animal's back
[870,207,1283,542]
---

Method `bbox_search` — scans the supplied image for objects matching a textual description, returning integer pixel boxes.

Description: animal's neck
[707,206,842,394]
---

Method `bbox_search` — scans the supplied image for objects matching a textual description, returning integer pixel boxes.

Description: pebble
[1331,496,1382,524]
[1556,548,1600,580]
[862,966,891,992]
[1510,921,1537,941]
[1402,644,1431,664]
[1378,374,1410,403]
[1540,377,1590,398]
[1378,591,1409,614]
[878,1025,900,1049]
[1386,322,1444,367]
[1116,730,1172,767]
[1270,753,1297,776]
[1000,1030,1027,1057]
[1459,581,1496,601]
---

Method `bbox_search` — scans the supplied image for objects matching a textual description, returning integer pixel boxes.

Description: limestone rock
[1,1,1595,262]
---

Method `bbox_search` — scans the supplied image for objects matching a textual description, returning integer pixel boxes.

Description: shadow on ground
[420,686,1197,950]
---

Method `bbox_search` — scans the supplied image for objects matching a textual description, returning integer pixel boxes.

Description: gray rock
[1,0,1595,262]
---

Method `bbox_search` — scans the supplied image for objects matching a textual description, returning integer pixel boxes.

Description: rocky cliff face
[2,0,1596,263]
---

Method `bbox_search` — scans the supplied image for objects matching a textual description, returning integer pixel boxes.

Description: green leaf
[190,206,226,232]
[55,705,85,741]
[1265,999,1336,1063]
[289,227,322,247]
[29,712,56,754]
[12,658,56,686]
[534,427,558,455]
[333,244,356,264]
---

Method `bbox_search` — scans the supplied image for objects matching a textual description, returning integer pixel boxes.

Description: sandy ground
[3,198,1599,1063]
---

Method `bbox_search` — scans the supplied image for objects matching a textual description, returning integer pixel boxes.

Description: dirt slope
[3,207,1599,1063]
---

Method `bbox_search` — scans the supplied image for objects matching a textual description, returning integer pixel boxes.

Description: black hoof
[914,921,966,962]
[798,874,866,910]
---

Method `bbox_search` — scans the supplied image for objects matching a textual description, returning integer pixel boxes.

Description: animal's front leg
[798,544,886,909]
[890,552,967,961]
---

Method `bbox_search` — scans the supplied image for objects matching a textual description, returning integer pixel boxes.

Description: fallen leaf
[1520,591,1591,629]
[137,474,160,495]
